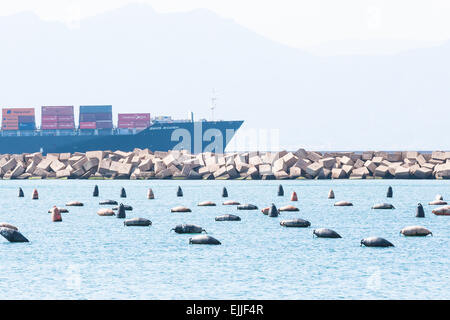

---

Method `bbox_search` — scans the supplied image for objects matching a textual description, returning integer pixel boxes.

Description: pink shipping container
[118,122,135,128]
[57,122,75,129]
[42,106,74,116]
[79,122,96,129]
[42,115,58,122]
[57,115,74,122]
[118,113,150,121]
[41,123,58,130]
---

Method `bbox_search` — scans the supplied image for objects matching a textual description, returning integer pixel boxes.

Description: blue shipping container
[18,122,36,130]
[80,105,112,114]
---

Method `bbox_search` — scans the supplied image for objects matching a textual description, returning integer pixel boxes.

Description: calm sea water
[0,179,449,300]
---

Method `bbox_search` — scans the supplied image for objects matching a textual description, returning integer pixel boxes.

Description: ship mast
[210,89,217,121]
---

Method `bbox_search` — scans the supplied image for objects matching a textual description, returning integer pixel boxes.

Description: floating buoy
[177,186,183,197]
[429,200,447,206]
[416,203,425,218]
[18,188,24,198]
[222,187,228,198]
[189,235,221,245]
[112,205,133,211]
[171,206,191,213]
[280,219,310,228]
[116,203,126,219]
[0,223,18,231]
[93,185,99,197]
[66,201,84,207]
[313,228,341,238]
[223,200,240,205]
[0,227,29,242]
[51,206,62,222]
[215,214,241,221]
[147,188,154,199]
[99,200,118,205]
[432,205,450,216]
[435,194,443,201]
[198,201,216,206]
[278,205,299,212]
[237,204,258,210]
[400,226,432,237]
[328,189,335,199]
[278,185,284,196]
[120,187,126,198]
[32,189,39,200]
[372,203,395,209]
[291,191,298,201]
[334,201,353,207]
[360,237,394,247]
[171,224,206,234]
[97,208,115,216]
[387,186,393,198]
[124,217,152,226]
[268,203,279,217]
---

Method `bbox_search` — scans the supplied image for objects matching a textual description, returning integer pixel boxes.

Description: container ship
[0,105,243,154]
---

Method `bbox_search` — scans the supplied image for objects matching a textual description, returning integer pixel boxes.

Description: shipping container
[42,106,74,116]
[79,122,96,129]
[19,122,36,130]
[57,115,74,122]
[41,123,58,130]
[96,120,113,129]
[118,113,151,121]
[79,113,96,122]
[80,105,112,114]
[18,115,35,123]
[57,122,75,129]
[117,122,135,128]
[93,113,112,121]
[41,115,58,122]
[2,108,35,116]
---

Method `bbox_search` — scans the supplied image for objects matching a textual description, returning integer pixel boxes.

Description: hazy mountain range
[0,4,449,151]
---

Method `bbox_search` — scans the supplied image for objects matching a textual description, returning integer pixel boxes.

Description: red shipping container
[2,127,19,130]
[118,113,150,121]
[3,108,35,116]
[42,106,74,116]
[79,122,96,129]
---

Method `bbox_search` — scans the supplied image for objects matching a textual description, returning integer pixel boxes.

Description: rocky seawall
[0,148,449,180]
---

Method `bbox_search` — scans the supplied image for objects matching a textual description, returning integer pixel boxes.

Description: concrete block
[306,151,322,162]
[50,160,66,172]
[352,166,370,178]
[274,171,289,179]
[281,152,298,168]
[86,151,104,162]
[374,165,389,177]
[361,152,373,161]
[405,151,419,159]
[372,157,383,165]
[236,162,249,173]
[294,148,308,158]
[387,152,402,162]
[432,151,446,161]
[289,166,302,178]
[249,155,263,166]
[414,167,432,179]
[138,158,153,171]
[319,157,336,169]
[272,158,287,172]
[72,157,88,170]
[258,164,272,175]
[305,162,323,177]
[1,158,17,173]
[83,158,99,172]
[416,154,427,166]
[293,158,311,170]
[340,156,354,166]
[11,164,25,178]
[331,168,346,179]
[394,166,410,179]
[342,165,353,175]
[364,160,377,174]
[98,159,112,174]
[353,159,365,169]
[153,160,167,174]
[213,166,228,178]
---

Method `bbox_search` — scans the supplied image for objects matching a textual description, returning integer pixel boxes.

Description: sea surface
[0,179,449,300]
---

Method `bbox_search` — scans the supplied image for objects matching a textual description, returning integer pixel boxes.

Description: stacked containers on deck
[118,113,151,132]
[79,105,113,132]
[41,106,75,130]
[2,108,36,131]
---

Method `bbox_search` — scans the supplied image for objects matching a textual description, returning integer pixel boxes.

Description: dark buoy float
[124,217,152,226]
[116,204,126,219]
[328,189,335,199]
[189,235,221,245]
[387,186,393,198]
[93,185,99,197]
[0,227,29,243]
[361,237,394,247]
[120,187,127,198]
[215,214,241,221]
[171,224,206,234]
[268,203,279,217]
[237,204,258,210]
[313,228,341,238]
[222,187,228,198]
[416,203,425,218]
[372,203,395,209]
[400,226,432,237]
[147,188,154,199]
[18,188,24,198]
[278,184,284,196]
[177,186,183,197]
[280,219,310,228]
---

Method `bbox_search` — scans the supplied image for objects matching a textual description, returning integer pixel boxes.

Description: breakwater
[0,148,449,180]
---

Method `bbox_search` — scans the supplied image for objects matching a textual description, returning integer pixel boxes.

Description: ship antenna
[210,88,217,121]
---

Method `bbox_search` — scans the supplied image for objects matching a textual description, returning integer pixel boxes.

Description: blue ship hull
[0,120,243,154]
